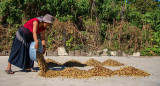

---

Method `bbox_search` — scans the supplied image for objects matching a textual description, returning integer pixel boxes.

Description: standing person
[5,14,54,74]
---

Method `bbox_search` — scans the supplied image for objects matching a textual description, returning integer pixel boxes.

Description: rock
[96,50,103,56]
[87,52,92,56]
[92,51,97,56]
[5,53,10,56]
[81,51,87,56]
[133,52,140,56]
[54,51,58,56]
[103,49,108,53]
[1,50,10,56]
[69,51,75,56]
[117,50,123,56]
[0,50,5,56]
[122,52,128,56]
[110,51,117,56]
[0,53,4,56]
[128,52,133,56]
[75,50,81,56]
[43,52,47,56]
[5,50,10,56]
[101,48,109,56]
[58,47,68,56]
[46,50,54,56]
[101,52,109,56]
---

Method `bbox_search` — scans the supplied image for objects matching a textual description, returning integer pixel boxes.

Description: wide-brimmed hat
[42,14,54,23]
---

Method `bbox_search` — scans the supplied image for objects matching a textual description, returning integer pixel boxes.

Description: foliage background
[0,0,160,56]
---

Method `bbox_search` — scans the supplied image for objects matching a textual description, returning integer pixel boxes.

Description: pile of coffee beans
[102,59,124,67]
[36,54,150,78]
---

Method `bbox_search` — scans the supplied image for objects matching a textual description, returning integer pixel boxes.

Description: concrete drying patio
[0,56,160,86]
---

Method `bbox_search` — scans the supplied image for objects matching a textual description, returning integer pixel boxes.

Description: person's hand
[34,41,39,51]
[43,45,46,54]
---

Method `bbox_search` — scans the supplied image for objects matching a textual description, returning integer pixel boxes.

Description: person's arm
[41,29,46,54]
[33,21,39,50]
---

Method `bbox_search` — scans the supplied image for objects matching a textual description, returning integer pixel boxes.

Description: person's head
[42,14,54,27]
[42,22,52,27]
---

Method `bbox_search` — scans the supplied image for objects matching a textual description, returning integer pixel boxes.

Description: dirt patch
[102,59,124,67]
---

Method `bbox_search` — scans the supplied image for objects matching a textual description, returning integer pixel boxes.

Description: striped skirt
[8,26,34,70]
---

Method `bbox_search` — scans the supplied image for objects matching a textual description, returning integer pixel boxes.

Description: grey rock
[103,49,108,53]
[54,51,58,56]
[122,52,128,56]
[96,50,103,56]
[101,52,109,56]
[5,53,10,56]
[69,51,75,56]
[1,50,10,56]
[0,53,4,56]
[87,52,92,56]
[133,52,140,56]
[46,50,54,56]
[58,47,68,56]
[75,50,81,56]
[81,51,87,56]
[44,52,47,56]
[92,51,97,56]
[117,50,123,56]
[110,51,117,56]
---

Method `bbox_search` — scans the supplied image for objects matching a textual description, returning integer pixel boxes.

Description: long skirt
[8,26,34,70]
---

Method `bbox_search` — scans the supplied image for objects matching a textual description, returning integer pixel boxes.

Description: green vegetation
[0,0,160,56]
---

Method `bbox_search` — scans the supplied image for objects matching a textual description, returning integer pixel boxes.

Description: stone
[54,51,58,56]
[96,50,103,56]
[69,51,75,56]
[58,47,68,56]
[101,53,109,56]
[128,52,133,56]
[133,52,140,56]
[46,50,54,56]
[5,53,10,56]
[75,50,81,56]
[92,51,97,56]
[87,52,92,56]
[103,49,108,53]
[81,51,87,56]
[5,50,10,56]
[1,50,10,56]
[43,52,47,56]
[110,51,117,56]
[0,53,4,56]
[101,52,109,56]
[0,50,5,56]
[122,52,128,56]
[117,50,123,56]
[101,48,109,56]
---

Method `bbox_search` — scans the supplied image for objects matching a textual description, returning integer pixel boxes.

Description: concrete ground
[0,56,160,86]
